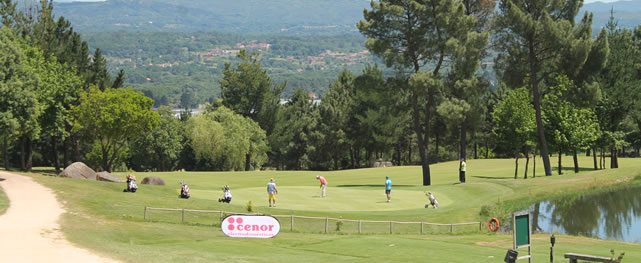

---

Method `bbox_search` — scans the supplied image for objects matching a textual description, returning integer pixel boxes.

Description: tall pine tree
[359,0,480,185]
[495,0,594,176]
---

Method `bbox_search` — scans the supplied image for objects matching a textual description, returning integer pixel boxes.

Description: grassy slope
[31,156,641,262]
[0,187,7,215]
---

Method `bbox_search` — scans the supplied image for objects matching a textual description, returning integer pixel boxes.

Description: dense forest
[1,0,640,187]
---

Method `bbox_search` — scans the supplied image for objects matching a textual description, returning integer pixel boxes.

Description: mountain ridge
[44,0,641,34]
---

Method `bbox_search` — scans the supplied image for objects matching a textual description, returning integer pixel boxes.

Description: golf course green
[23,156,641,262]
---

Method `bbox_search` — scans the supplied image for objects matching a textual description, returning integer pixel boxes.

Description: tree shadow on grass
[336,184,416,188]
[556,166,597,173]
[27,167,58,176]
[472,176,511,180]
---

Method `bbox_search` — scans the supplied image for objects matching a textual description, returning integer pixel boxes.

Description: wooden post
[358,220,362,234]
[479,221,482,232]
[450,224,453,233]
[389,221,393,234]
[181,209,185,223]
[290,215,294,231]
[325,217,329,233]
[144,206,147,220]
[219,211,223,223]
[421,222,424,235]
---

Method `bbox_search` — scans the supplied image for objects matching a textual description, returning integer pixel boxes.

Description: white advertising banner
[221,215,281,238]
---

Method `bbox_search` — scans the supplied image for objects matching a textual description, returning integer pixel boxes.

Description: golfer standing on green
[385,176,392,202]
[316,175,328,197]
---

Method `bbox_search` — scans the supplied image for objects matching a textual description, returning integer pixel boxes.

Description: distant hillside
[50,0,371,34]
[44,0,641,34]
[581,0,641,30]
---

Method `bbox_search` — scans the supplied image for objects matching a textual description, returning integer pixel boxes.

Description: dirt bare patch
[0,172,119,262]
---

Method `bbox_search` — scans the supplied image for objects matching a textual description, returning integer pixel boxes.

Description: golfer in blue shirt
[385,176,392,202]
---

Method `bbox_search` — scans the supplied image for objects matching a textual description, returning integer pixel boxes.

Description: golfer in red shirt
[316,175,328,197]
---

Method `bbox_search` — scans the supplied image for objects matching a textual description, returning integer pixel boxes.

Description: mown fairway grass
[29,156,641,262]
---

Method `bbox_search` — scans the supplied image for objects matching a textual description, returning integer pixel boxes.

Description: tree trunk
[102,146,110,173]
[411,94,431,186]
[460,122,467,161]
[557,151,562,175]
[417,133,431,185]
[245,153,251,171]
[529,43,552,176]
[485,140,489,159]
[474,142,478,159]
[533,152,536,178]
[610,148,615,169]
[611,149,619,169]
[3,135,9,170]
[63,136,69,167]
[407,137,413,164]
[73,134,81,162]
[25,137,33,172]
[573,149,579,173]
[514,155,519,179]
[600,147,604,169]
[349,148,355,168]
[395,141,402,166]
[593,147,598,170]
[435,131,440,163]
[524,150,529,179]
[20,137,26,171]
[52,136,61,174]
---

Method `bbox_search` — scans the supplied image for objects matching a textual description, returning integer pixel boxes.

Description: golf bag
[124,179,138,193]
[218,185,232,203]
[180,182,190,199]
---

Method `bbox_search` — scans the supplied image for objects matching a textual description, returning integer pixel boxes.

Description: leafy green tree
[24,45,82,173]
[495,0,595,176]
[359,0,479,185]
[187,106,268,171]
[0,27,40,170]
[220,50,284,134]
[543,76,600,174]
[492,87,536,179]
[129,106,184,171]
[73,87,159,172]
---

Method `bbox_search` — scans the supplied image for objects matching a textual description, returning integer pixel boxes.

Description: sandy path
[0,171,118,263]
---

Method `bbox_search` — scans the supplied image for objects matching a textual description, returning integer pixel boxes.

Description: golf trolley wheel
[487,217,500,232]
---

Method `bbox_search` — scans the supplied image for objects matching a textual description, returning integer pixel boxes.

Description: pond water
[532,186,641,243]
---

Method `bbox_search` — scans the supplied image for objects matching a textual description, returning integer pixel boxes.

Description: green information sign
[514,214,530,247]
[512,211,532,262]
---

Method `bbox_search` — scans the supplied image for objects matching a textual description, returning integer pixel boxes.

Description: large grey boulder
[60,162,97,180]
[141,176,165,185]
[96,171,123,182]
[372,161,393,168]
